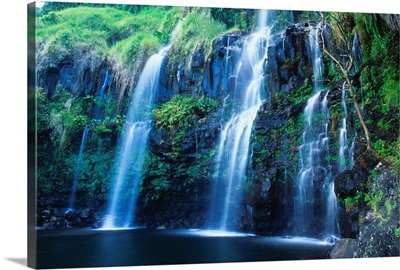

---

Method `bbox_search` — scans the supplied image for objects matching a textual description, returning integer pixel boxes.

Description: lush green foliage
[322,12,399,165]
[37,7,124,70]
[273,10,297,32]
[36,85,122,205]
[153,95,219,159]
[36,2,81,16]
[111,33,160,65]
[169,8,226,64]
[286,78,313,105]
[210,8,255,32]
[37,6,182,70]
[109,6,181,67]
[355,15,400,165]
[154,95,218,130]
[37,87,88,148]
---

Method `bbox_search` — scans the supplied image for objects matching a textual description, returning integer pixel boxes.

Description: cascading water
[68,125,90,210]
[294,24,339,238]
[352,32,364,113]
[207,10,273,231]
[309,22,323,90]
[220,36,232,120]
[103,46,171,229]
[223,36,231,97]
[94,69,112,120]
[352,33,363,73]
[294,91,330,235]
[339,82,355,172]
[103,20,183,229]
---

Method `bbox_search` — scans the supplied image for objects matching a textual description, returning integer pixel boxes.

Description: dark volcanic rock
[157,55,173,103]
[203,31,246,99]
[37,208,97,229]
[357,168,400,257]
[330,238,358,258]
[334,164,369,199]
[142,110,221,228]
[246,24,318,235]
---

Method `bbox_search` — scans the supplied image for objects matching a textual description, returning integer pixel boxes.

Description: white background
[0,0,399,269]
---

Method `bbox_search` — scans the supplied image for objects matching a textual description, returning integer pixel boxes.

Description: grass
[36,6,182,71]
[169,8,226,65]
[36,5,183,113]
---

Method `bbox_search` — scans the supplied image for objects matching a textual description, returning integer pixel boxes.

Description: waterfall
[257,10,268,31]
[309,22,323,90]
[294,24,339,238]
[294,91,331,235]
[223,36,231,99]
[352,32,364,113]
[103,46,170,229]
[68,125,90,210]
[325,181,339,238]
[339,82,355,171]
[207,10,273,231]
[94,68,112,120]
[352,33,363,73]
[337,33,360,173]
[102,20,184,229]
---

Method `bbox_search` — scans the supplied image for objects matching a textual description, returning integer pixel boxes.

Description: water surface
[37,228,333,269]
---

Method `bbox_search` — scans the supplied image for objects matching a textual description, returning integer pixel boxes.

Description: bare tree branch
[317,21,392,167]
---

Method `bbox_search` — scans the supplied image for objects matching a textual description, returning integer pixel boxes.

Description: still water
[37,228,333,269]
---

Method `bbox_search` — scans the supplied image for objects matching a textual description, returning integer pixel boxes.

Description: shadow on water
[36,228,334,269]
[5,258,27,267]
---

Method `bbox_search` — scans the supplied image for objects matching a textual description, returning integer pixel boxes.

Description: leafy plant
[153,95,219,159]
[395,228,400,237]
[286,78,313,105]
[384,200,397,216]
[364,190,383,213]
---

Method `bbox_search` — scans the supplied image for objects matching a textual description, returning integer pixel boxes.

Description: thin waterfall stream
[94,68,112,120]
[294,23,339,238]
[68,125,90,210]
[339,82,355,172]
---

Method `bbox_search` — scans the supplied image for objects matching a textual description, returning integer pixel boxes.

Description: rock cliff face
[357,168,399,257]
[247,23,314,235]
[134,23,345,235]
[36,16,399,257]
[35,22,347,233]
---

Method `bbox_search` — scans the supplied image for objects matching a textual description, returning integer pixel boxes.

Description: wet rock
[157,55,173,103]
[357,168,400,257]
[202,31,245,99]
[334,164,369,199]
[42,209,51,217]
[330,238,358,258]
[92,216,111,229]
[91,220,103,229]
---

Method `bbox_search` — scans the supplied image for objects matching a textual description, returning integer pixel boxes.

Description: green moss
[281,52,300,69]
[169,8,226,65]
[111,33,161,65]
[286,78,313,105]
[373,139,399,165]
[153,94,219,159]
[210,8,255,32]
[338,190,363,213]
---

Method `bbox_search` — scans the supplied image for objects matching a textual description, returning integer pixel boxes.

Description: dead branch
[317,21,392,167]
